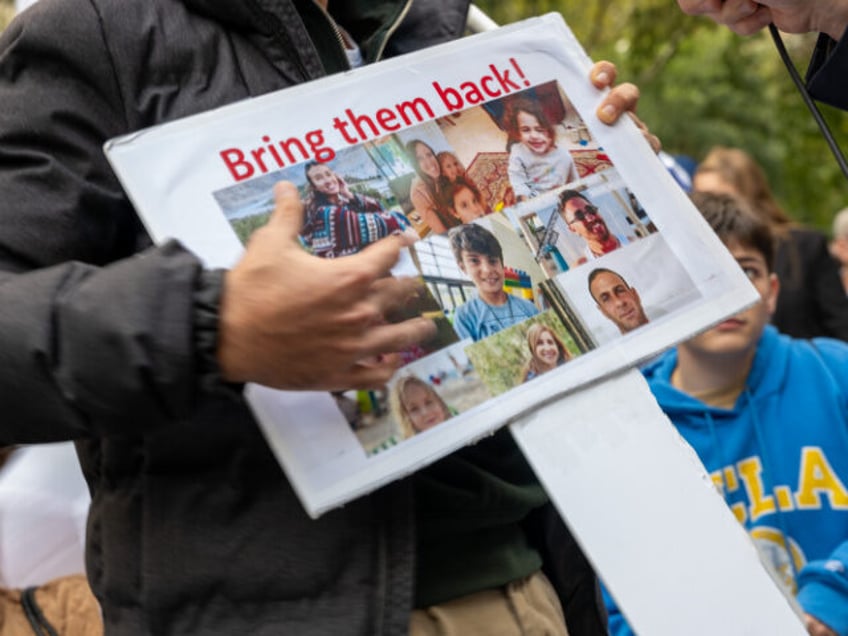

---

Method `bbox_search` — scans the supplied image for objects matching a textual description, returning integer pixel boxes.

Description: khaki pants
[409,571,569,636]
[0,574,102,636]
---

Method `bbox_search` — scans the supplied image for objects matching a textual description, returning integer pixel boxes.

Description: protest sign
[106,13,756,518]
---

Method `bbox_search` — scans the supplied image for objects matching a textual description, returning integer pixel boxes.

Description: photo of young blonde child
[502,95,577,202]
[389,375,454,439]
[352,342,490,454]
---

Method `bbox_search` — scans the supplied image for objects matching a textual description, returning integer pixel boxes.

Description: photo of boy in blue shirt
[448,223,539,342]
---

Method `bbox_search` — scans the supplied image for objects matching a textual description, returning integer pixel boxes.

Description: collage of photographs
[213,79,701,457]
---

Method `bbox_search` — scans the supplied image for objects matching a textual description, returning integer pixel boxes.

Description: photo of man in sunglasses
[557,190,629,264]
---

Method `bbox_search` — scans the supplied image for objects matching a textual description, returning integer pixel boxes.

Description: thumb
[266,181,306,241]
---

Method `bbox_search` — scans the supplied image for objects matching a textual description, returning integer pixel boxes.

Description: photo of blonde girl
[504,96,576,201]
[520,323,571,382]
[389,375,454,439]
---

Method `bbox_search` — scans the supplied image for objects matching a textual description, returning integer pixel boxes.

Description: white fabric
[0,443,90,587]
[15,0,38,13]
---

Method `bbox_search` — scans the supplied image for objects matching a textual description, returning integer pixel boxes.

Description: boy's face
[682,239,778,358]
[459,249,504,297]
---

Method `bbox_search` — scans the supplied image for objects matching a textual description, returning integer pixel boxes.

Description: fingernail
[600,104,617,123]
[596,71,610,85]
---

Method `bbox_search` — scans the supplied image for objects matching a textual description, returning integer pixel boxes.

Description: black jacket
[772,227,848,341]
[0,1,605,634]
[807,31,848,110]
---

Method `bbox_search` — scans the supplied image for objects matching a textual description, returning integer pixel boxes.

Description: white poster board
[105,13,756,518]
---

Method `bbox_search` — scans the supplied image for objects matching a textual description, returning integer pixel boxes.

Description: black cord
[21,587,60,636]
[768,23,848,180]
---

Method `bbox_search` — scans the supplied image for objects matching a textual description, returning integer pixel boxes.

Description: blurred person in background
[693,145,848,341]
[831,207,848,294]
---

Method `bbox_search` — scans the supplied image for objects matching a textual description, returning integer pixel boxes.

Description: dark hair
[689,191,776,272]
[303,160,323,185]
[448,223,503,264]
[503,96,556,144]
[586,267,629,299]
[558,189,590,214]
[303,160,338,209]
[447,178,484,207]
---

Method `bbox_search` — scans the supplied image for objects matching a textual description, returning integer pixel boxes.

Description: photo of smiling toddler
[503,96,576,201]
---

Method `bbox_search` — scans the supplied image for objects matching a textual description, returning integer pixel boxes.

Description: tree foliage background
[0,1,12,31]
[2,0,845,230]
[475,0,848,232]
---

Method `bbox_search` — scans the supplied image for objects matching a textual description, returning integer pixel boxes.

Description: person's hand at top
[337,174,354,202]
[217,182,436,391]
[590,61,661,154]
[677,0,848,41]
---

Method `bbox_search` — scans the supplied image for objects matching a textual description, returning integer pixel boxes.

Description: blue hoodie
[604,326,848,635]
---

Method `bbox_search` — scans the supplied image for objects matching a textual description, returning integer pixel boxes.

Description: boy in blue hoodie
[604,192,848,636]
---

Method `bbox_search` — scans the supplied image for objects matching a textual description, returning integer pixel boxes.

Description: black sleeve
[806,31,848,111]
[0,1,221,443]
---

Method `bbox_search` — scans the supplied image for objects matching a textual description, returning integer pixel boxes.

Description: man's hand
[591,61,661,154]
[217,182,436,391]
[677,0,848,41]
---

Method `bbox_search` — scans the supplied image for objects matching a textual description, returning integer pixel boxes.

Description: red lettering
[461,81,486,103]
[396,98,435,125]
[480,76,501,98]
[491,63,520,93]
[219,148,254,182]
[433,81,464,111]
[250,147,269,174]
[375,108,400,131]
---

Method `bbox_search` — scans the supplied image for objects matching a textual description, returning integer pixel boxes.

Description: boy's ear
[764,272,780,316]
